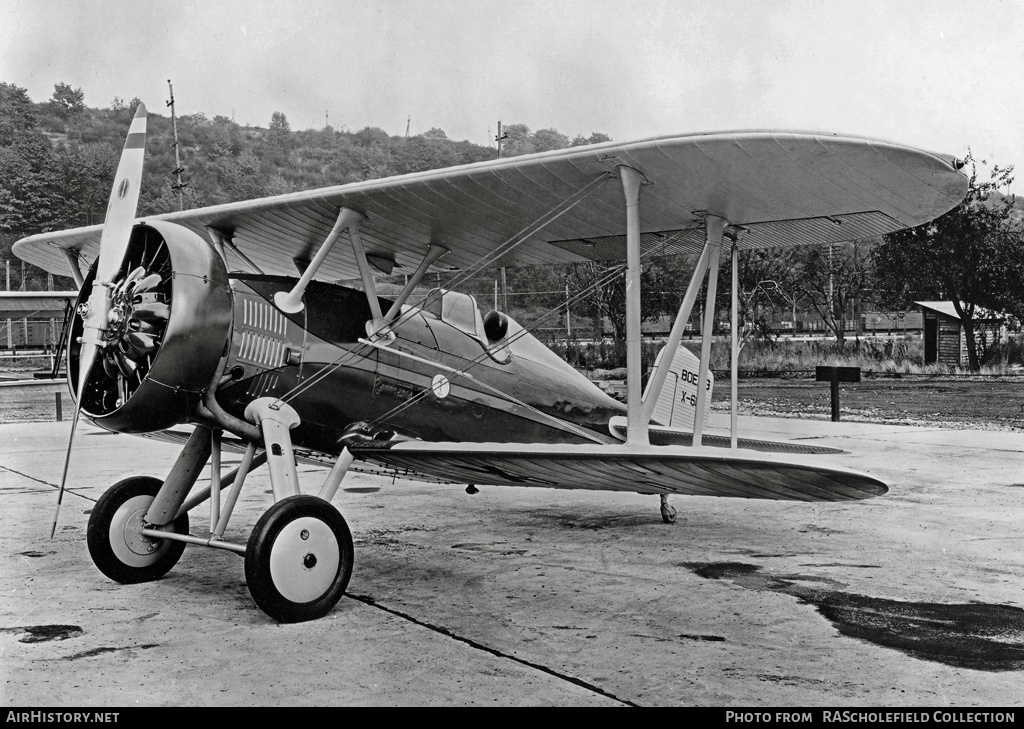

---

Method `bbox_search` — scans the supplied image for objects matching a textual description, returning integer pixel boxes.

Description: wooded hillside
[0,81,610,292]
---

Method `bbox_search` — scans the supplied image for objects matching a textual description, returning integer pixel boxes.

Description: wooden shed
[916,301,1007,367]
[0,291,75,351]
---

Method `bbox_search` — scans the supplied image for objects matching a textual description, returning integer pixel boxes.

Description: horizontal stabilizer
[607,416,846,455]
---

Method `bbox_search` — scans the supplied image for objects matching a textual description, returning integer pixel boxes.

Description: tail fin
[644,345,713,429]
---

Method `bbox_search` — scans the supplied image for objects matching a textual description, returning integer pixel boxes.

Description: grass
[0,354,58,374]
[553,335,1024,377]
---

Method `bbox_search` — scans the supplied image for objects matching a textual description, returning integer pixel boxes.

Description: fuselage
[216,275,625,455]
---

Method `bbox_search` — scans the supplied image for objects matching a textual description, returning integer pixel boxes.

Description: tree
[394,135,457,174]
[716,247,804,343]
[50,141,120,225]
[500,125,589,157]
[0,83,65,235]
[269,111,290,135]
[873,156,1024,370]
[498,124,534,156]
[571,132,612,147]
[221,151,267,202]
[110,96,143,117]
[566,255,692,343]
[788,240,875,345]
[353,127,390,148]
[531,128,570,153]
[265,111,293,162]
[0,82,39,146]
[51,82,85,118]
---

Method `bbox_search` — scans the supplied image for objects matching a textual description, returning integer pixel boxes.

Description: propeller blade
[76,103,147,402]
[96,105,147,285]
[51,406,83,539]
[56,104,147,538]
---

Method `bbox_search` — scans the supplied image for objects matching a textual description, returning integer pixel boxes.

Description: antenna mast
[166,79,187,211]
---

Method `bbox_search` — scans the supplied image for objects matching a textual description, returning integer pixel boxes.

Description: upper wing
[14,130,967,279]
[348,441,886,501]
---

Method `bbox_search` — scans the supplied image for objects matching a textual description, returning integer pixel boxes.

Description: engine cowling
[68,220,233,433]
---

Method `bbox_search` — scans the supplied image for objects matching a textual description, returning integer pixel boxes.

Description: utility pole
[828,243,835,333]
[566,282,571,338]
[166,80,187,211]
[405,115,411,138]
[495,121,508,157]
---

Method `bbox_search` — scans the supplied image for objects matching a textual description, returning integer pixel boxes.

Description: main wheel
[87,476,189,584]
[245,495,353,623]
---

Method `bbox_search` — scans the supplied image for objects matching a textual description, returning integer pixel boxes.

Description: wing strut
[638,214,729,447]
[640,241,712,424]
[275,206,365,314]
[692,216,725,446]
[382,244,449,323]
[619,166,647,446]
[730,238,740,448]
[208,227,263,274]
[61,250,84,288]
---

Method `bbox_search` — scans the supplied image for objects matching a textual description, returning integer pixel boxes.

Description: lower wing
[347,441,886,501]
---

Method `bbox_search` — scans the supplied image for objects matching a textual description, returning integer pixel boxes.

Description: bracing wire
[364,261,628,435]
[266,170,698,442]
[273,172,615,407]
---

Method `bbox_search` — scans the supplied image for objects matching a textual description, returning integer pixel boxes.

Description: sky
[3,0,1024,178]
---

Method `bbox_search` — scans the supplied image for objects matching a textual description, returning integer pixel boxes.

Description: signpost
[815,366,860,422]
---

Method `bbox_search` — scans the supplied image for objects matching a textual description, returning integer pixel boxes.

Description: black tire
[245,495,353,623]
[87,476,189,584]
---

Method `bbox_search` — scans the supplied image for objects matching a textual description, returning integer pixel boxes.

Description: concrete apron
[0,417,1022,706]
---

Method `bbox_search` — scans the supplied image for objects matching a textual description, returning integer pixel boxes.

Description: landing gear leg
[243,398,354,622]
[660,494,677,524]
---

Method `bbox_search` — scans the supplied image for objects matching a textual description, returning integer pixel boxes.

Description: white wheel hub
[109,494,168,567]
[268,516,341,603]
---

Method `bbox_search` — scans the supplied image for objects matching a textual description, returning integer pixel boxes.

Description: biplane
[13,104,968,622]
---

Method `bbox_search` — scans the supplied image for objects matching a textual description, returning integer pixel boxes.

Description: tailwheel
[245,495,353,623]
[87,476,189,583]
[659,494,677,524]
